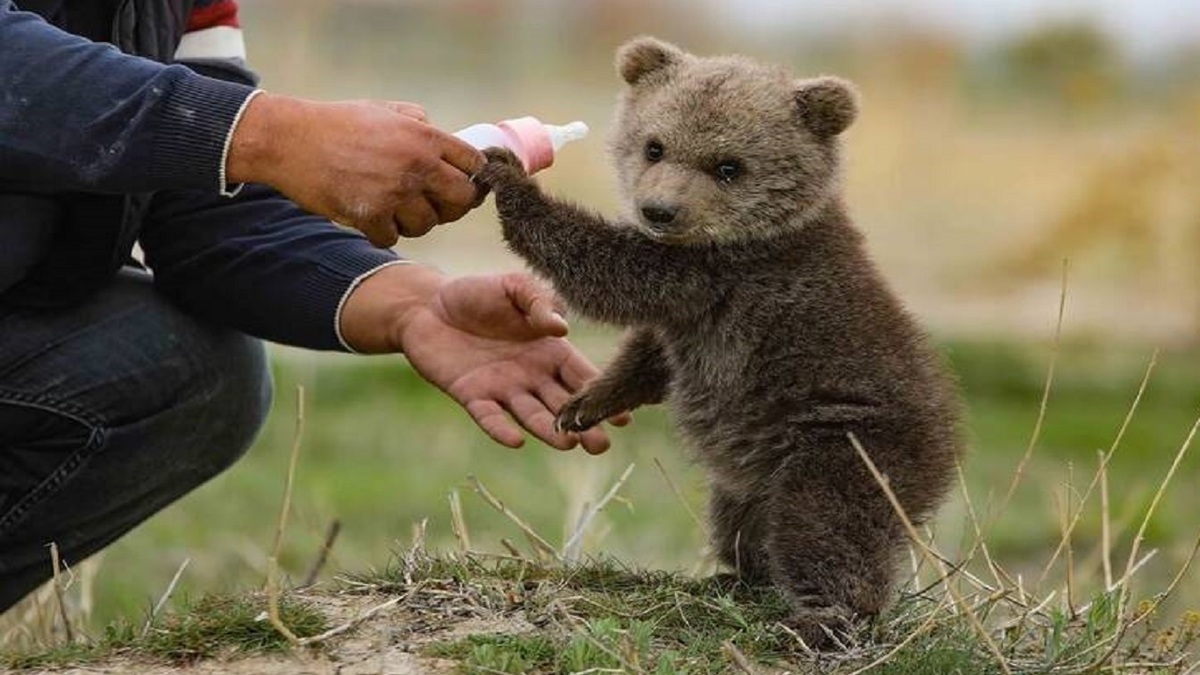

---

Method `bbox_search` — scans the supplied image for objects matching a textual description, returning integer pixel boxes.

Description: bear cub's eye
[644,140,665,162]
[714,160,743,184]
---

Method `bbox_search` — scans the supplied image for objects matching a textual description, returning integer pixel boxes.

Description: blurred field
[8,0,1200,645]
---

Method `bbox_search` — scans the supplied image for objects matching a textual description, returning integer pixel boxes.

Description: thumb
[504,274,568,338]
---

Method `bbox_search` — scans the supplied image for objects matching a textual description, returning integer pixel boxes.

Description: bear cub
[476,36,964,647]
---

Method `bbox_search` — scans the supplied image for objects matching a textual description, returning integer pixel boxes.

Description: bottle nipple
[545,121,590,152]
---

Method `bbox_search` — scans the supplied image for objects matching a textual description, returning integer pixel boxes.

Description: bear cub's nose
[640,202,679,225]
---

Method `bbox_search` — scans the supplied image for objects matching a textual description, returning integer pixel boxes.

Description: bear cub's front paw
[474,148,529,190]
[554,392,612,434]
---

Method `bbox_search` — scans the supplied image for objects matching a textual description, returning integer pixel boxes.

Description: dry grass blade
[652,457,705,532]
[48,543,72,644]
[448,489,471,553]
[562,463,635,560]
[722,639,757,674]
[999,257,1068,514]
[141,557,190,637]
[1109,550,1158,593]
[302,519,341,587]
[468,474,559,561]
[1037,350,1157,588]
[403,519,428,586]
[1100,449,1113,589]
[956,459,1006,591]
[499,538,527,560]
[1059,464,1077,614]
[848,432,1013,675]
[266,385,306,645]
[1123,408,1200,580]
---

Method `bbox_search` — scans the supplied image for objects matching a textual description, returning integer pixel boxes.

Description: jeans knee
[191,331,273,476]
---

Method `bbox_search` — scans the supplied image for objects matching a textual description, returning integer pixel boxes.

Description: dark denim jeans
[0,267,272,611]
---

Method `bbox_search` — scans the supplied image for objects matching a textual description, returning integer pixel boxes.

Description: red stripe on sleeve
[187,1,240,31]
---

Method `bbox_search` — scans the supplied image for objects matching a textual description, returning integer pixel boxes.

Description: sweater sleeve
[0,0,255,195]
[139,184,404,352]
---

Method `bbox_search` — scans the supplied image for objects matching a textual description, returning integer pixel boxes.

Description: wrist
[225,91,294,186]
[338,263,446,354]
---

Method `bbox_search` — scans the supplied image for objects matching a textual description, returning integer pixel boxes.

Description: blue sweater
[0,0,401,350]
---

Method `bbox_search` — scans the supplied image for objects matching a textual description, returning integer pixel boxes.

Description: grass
[1,592,325,670]
[3,336,1200,672]
[67,337,1200,626]
[5,550,1198,672]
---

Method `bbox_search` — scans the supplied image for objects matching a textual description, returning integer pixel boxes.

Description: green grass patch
[393,554,1197,673]
[1,592,326,670]
[140,592,326,663]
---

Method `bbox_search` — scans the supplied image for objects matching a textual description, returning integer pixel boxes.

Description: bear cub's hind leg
[765,458,903,648]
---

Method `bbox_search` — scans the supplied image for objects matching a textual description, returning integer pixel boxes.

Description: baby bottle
[454,117,589,174]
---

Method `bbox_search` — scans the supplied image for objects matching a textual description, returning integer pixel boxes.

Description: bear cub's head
[611,36,858,245]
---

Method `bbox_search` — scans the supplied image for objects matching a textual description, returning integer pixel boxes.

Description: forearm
[140,185,401,351]
[0,0,255,194]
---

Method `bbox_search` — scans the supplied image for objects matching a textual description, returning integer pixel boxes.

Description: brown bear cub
[475,36,964,647]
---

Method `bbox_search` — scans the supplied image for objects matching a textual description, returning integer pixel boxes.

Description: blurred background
[240,0,1200,343]
[9,0,1200,638]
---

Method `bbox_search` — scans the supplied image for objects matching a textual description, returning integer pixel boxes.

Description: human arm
[139,185,616,452]
[0,0,255,194]
[0,0,483,242]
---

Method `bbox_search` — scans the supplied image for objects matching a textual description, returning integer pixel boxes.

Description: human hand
[338,264,627,453]
[226,94,485,247]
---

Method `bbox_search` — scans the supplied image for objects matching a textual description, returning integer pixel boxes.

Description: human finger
[504,275,568,338]
[355,213,400,248]
[438,131,486,177]
[507,391,577,450]
[394,195,440,238]
[426,163,481,224]
[372,100,427,122]
[533,376,612,455]
[558,350,601,392]
[464,399,524,448]
[608,411,633,427]
[577,427,612,455]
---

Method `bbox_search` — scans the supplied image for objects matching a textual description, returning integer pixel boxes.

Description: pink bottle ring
[498,116,555,174]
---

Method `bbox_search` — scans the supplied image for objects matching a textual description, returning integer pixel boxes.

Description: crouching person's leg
[0,268,272,612]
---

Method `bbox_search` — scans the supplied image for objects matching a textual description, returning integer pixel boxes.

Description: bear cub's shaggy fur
[476,36,964,646]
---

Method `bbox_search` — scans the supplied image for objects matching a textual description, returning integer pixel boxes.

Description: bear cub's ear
[617,36,686,86]
[794,76,860,138]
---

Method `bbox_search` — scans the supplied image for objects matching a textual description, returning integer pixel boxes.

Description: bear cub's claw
[554,394,606,434]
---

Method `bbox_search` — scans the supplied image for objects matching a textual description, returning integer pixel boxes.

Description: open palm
[399,273,619,453]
